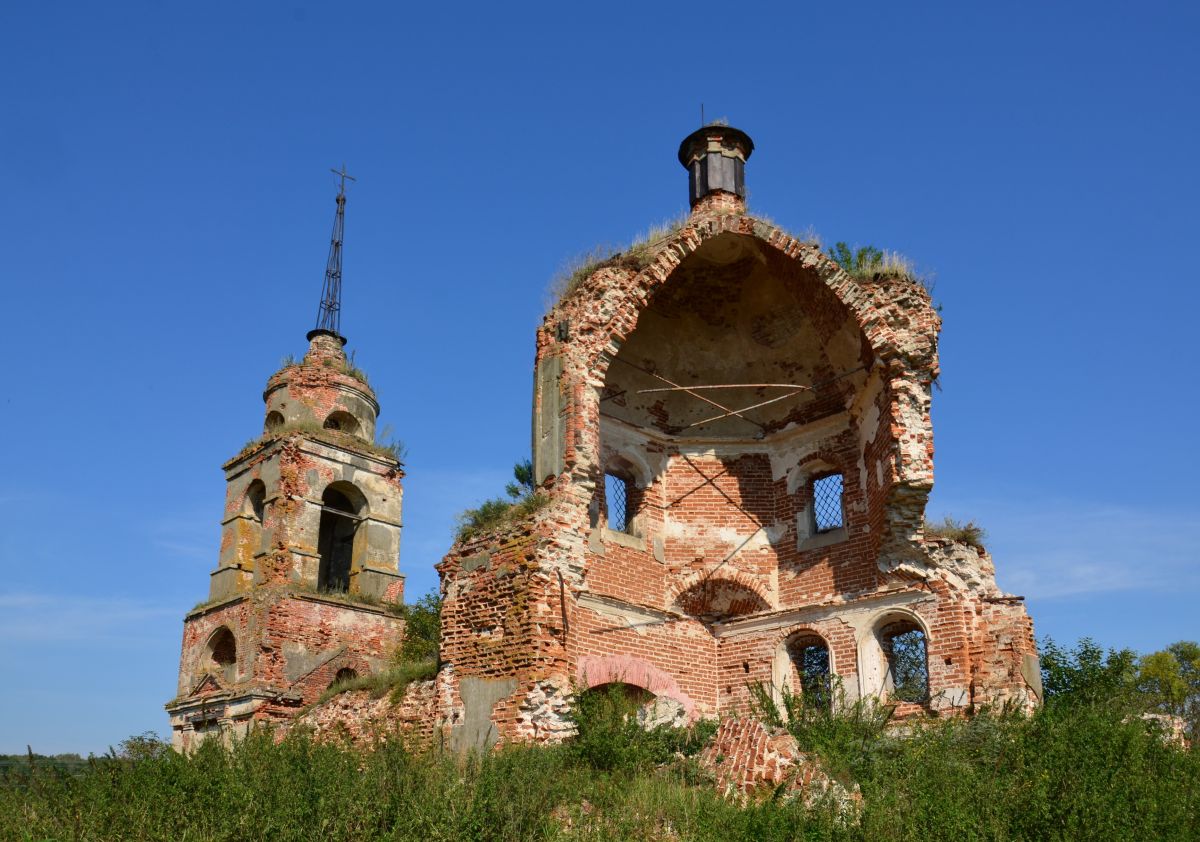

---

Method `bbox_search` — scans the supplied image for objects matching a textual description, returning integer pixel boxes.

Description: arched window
[317,483,366,593]
[323,410,362,437]
[601,455,644,535]
[206,627,237,684]
[604,472,633,532]
[264,410,285,434]
[880,620,929,703]
[786,633,832,710]
[243,480,265,524]
[811,472,844,533]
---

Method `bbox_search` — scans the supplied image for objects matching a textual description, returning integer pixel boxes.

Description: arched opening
[674,578,770,623]
[810,473,844,533]
[592,232,873,587]
[206,627,237,684]
[880,620,929,703]
[330,667,358,688]
[600,233,871,439]
[264,410,285,434]
[602,454,644,535]
[323,410,362,437]
[786,633,832,710]
[243,480,265,524]
[575,681,654,731]
[584,681,654,706]
[317,483,366,593]
[232,480,267,568]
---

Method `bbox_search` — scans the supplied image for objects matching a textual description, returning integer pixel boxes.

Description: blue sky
[1,1,1197,754]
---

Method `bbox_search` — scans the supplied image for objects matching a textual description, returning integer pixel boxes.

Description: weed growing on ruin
[923,516,987,549]
[187,594,229,614]
[286,582,403,614]
[375,423,407,462]
[341,351,370,384]
[232,420,403,463]
[456,460,550,540]
[826,241,936,299]
[547,215,688,307]
[315,660,437,706]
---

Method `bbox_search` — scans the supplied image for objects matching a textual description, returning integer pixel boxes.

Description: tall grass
[2,687,1197,841]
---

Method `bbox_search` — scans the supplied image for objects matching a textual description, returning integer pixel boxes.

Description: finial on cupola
[308,165,355,346]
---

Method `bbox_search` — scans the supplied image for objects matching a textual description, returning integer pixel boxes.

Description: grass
[274,350,369,384]
[923,516,987,550]
[456,459,551,541]
[547,215,688,306]
[232,420,406,464]
[456,491,549,541]
[826,241,936,300]
[288,582,405,615]
[320,353,370,385]
[4,687,1196,841]
[313,659,438,706]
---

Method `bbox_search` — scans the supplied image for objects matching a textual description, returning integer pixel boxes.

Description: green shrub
[1040,636,1139,708]
[748,679,892,782]
[456,460,550,540]
[569,684,716,773]
[395,590,441,664]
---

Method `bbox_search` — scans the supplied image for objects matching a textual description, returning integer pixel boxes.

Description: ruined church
[169,126,1040,751]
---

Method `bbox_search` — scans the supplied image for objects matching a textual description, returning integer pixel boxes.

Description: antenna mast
[312,165,356,339]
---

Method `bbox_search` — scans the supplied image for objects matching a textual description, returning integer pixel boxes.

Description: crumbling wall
[169,590,406,749]
[436,516,572,748]
[428,205,1034,746]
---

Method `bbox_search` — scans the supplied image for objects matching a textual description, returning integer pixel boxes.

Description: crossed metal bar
[610,356,769,432]
[616,361,869,432]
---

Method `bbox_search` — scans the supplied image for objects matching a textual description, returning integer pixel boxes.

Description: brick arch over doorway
[576,654,696,718]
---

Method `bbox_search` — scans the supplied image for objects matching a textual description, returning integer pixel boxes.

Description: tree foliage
[1137,641,1200,737]
[1040,636,1138,706]
[396,590,441,665]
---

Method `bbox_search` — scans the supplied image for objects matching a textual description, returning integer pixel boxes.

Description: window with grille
[605,473,633,533]
[881,621,929,703]
[812,473,844,533]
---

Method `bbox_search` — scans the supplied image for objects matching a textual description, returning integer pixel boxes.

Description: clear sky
[1,1,1197,754]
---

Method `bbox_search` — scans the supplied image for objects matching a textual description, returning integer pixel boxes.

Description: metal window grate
[812,473,844,533]
[605,473,630,532]
[883,625,929,703]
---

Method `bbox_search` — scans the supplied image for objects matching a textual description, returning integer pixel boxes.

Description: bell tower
[167,172,407,750]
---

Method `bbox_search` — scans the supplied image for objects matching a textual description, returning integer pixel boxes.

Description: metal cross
[331,164,356,197]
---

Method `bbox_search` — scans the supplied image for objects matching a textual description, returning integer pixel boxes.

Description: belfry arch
[317,482,368,593]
